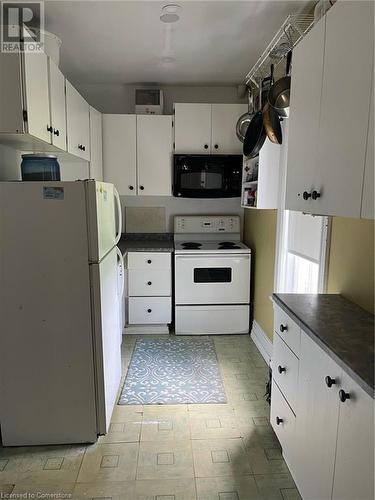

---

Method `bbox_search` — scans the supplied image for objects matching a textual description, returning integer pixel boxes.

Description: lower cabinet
[271,307,374,500]
[126,252,172,326]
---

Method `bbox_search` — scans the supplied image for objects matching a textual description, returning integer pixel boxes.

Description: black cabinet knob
[276,417,283,425]
[303,191,312,200]
[339,389,350,403]
[147,281,152,286]
[214,144,219,149]
[140,185,144,190]
[278,365,286,374]
[82,145,86,151]
[53,129,59,136]
[47,125,53,132]
[280,324,288,333]
[204,144,209,149]
[128,185,134,190]
[147,259,152,264]
[325,376,336,388]
[147,308,152,313]
[312,190,321,200]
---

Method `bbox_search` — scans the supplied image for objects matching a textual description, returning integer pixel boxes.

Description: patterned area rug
[118,337,227,405]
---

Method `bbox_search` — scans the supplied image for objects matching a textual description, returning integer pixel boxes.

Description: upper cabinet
[66,81,90,161]
[174,103,246,154]
[285,1,374,218]
[23,52,50,143]
[48,58,67,150]
[89,106,103,181]
[102,114,173,196]
[137,115,173,196]
[103,114,137,195]
[361,74,374,220]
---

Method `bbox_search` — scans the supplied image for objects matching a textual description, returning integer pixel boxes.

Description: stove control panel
[174,216,240,233]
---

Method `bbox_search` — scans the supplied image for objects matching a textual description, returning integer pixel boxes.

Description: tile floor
[0,334,301,499]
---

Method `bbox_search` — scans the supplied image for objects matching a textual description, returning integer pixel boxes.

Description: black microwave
[173,154,242,198]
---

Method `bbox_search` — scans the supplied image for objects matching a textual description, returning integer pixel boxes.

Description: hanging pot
[236,87,255,143]
[268,50,292,118]
[243,79,267,158]
[263,65,283,145]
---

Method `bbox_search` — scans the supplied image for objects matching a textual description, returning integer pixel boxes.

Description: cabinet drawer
[128,269,171,296]
[271,379,296,457]
[272,332,299,412]
[128,297,171,324]
[127,252,171,270]
[274,304,301,357]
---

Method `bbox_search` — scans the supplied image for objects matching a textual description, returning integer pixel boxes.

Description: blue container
[21,154,61,181]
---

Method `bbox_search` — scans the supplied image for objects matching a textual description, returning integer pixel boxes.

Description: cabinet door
[66,80,90,161]
[23,52,50,143]
[315,1,374,217]
[89,106,103,180]
[211,104,247,154]
[332,372,374,500]
[174,103,211,153]
[102,114,136,195]
[285,17,325,212]
[48,58,66,150]
[294,331,340,500]
[137,115,172,195]
[361,73,374,220]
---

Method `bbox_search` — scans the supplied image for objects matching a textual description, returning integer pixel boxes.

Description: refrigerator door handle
[116,246,125,297]
[114,186,122,245]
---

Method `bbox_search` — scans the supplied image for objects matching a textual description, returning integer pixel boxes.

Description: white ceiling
[45,1,309,86]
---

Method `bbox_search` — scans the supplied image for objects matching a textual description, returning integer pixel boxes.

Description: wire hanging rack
[245,13,315,90]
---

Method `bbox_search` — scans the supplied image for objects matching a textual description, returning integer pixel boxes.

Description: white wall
[76,83,245,114]
[120,195,244,234]
[0,144,22,180]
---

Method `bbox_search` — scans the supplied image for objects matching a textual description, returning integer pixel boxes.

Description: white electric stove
[174,215,251,335]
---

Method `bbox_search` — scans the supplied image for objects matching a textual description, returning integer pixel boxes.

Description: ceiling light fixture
[160,4,182,23]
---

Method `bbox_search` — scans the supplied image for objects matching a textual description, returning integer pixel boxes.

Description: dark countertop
[118,233,174,255]
[273,293,374,398]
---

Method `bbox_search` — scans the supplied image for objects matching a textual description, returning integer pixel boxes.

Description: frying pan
[268,51,292,118]
[236,88,255,143]
[263,65,283,145]
[243,79,267,158]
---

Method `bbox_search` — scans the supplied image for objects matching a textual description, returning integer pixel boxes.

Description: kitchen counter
[118,233,174,255]
[272,293,374,398]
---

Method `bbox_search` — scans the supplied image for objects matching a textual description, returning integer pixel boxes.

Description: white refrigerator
[0,180,124,446]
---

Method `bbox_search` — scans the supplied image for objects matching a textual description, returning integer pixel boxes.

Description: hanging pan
[268,50,292,118]
[236,87,255,143]
[263,64,283,145]
[243,79,267,158]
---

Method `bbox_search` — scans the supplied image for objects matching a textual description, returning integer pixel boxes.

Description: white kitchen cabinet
[332,371,374,500]
[47,58,66,150]
[23,51,51,144]
[285,16,325,212]
[211,104,247,154]
[66,80,90,161]
[102,114,137,195]
[272,333,299,412]
[314,0,374,217]
[128,297,172,325]
[174,103,212,153]
[285,0,374,218]
[270,380,296,462]
[137,115,172,195]
[361,74,374,220]
[89,106,103,180]
[294,331,341,500]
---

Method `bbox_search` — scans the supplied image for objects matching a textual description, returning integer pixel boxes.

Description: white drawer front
[274,304,301,357]
[272,332,299,412]
[128,269,171,297]
[271,379,296,458]
[128,297,171,324]
[127,252,171,270]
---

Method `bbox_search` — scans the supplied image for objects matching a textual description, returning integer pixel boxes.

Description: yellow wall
[243,209,277,340]
[327,217,374,314]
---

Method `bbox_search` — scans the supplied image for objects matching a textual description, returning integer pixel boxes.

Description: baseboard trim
[251,320,273,366]
[124,324,170,335]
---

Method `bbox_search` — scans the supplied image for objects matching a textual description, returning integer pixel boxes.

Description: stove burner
[218,241,241,249]
[181,242,202,249]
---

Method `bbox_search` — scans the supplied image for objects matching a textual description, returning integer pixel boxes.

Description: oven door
[175,254,250,305]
